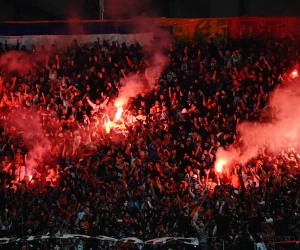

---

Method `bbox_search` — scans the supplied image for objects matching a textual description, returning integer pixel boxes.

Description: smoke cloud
[115,51,168,108]
[6,109,54,164]
[0,50,48,163]
[0,50,44,74]
[116,75,146,107]
[0,24,170,169]
[215,81,300,169]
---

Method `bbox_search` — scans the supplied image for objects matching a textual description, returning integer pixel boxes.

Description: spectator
[0,35,299,250]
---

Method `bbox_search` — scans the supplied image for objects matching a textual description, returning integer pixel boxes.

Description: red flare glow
[102,114,111,134]
[215,159,227,173]
[292,70,298,78]
[114,106,123,121]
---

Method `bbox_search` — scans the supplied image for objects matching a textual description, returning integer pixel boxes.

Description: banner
[227,17,300,41]
[155,18,227,43]
[2,17,300,49]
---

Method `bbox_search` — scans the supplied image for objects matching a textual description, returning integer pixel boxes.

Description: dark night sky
[103,0,300,19]
[1,0,300,21]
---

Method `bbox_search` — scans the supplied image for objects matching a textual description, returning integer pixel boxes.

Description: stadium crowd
[0,35,300,250]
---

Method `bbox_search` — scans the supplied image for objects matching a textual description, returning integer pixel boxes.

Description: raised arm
[55,54,61,70]
[188,183,195,199]
[72,86,81,96]
[120,68,127,80]
[125,56,133,68]
[8,76,17,92]
[10,92,15,106]
[191,211,199,228]
[204,217,211,230]
[60,87,66,102]
[41,92,46,106]
[99,97,109,109]
[86,96,96,109]
[45,55,50,70]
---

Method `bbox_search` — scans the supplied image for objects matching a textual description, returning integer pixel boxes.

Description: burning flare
[101,104,125,134]
[114,106,123,121]
[291,70,298,79]
[215,159,227,173]
[102,114,111,134]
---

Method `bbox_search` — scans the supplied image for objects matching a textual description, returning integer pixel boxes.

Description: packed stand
[0,36,299,250]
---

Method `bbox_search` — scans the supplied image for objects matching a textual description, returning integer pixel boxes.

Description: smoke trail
[115,51,168,107]
[145,51,168,85]
[116,75,146,107]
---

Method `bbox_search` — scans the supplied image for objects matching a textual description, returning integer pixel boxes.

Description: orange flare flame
[215,159,227,173]
[114,106,123,121]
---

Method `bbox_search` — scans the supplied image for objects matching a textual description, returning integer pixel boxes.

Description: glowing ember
[114,106,123,121]
[215,159,227,173]
[292,70,298,78]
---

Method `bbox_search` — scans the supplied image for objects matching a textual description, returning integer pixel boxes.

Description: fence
[0,235,200,250]
[1,234,299,250]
